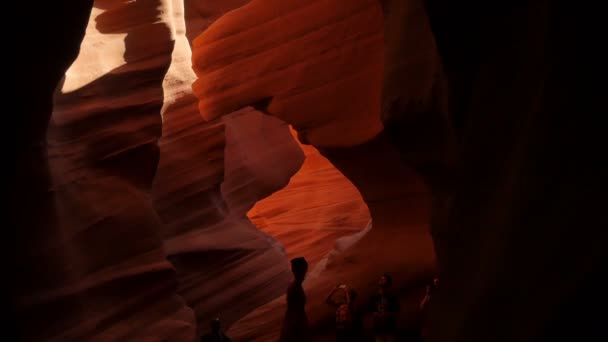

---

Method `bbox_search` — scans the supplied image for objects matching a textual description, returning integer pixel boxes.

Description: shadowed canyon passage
[49,0,386,340]
[10,0,607,341]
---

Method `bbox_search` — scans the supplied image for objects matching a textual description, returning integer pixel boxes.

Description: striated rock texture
[191,0,440,340]
[155,104,306,331]
[13,0,605,341]
[39,0,196,340]
[47,0,307,338]
[227,132,435,341]
[183,0,252,44]
[18,0,380,340]
[248,131,371,267]
[192,0,385,148]
[164,0,377,328]
[153,0,301,333]
[13,0,437,340]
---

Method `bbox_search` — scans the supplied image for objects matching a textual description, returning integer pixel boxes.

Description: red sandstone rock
[248,129,371,267]
[41,1,196,340]
[191,0,384,148]
[15,0,439,340]
[190,1,438,339]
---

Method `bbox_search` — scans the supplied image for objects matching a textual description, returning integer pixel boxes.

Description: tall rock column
[11,0,196,340]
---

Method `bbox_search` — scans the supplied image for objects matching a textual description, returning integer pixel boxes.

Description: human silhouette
[326,284,361,342]
[368,274,400,342]
[200,318,231,342]
[280,257,310,342]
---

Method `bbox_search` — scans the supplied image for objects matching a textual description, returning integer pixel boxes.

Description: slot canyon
[9,0,605,341]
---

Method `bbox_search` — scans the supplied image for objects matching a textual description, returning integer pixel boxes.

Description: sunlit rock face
[153,0,302,331]
[31,0,380,340]
[15,0,604,341]
[165,0,378,329]
[155,105,306,330]
[42,0,196,340]
[248,131,371,267]
[46,0,302,337]
[13,0,440,340]
[227,132,435,341]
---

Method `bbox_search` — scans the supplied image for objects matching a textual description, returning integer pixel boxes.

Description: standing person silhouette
[326,284,361,341]
[200,318,231,342]
[280,257,310,342]
[369,274,400,342]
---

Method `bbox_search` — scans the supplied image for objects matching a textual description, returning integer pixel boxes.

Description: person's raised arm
[419,284,432,310]
[419,295,429,311]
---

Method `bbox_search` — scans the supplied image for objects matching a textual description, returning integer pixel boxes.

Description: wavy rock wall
[29,1,606,341]
[183,0,251,44]
[12,0,448,340]
[27,0,377,340]
[161,0,379,334]
[48,0,305,337]
[44,0,196,340]
[192,0,386,147]
[248,132,371,267]
[191,0,442,340]
[153,0,301,332]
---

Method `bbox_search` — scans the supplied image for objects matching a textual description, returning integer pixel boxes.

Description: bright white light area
[61,7,127,94]
[161,0,197,118]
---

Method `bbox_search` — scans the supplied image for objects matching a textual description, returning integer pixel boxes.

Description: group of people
[280,257,438,342]
[199,256,436,341]
[324,273,400,342]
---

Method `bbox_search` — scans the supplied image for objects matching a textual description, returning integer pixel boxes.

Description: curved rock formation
[13,0,605,341]
[48,0,306,338]
[153,0,301,332]
[183,0,252,44]
[39,1,196,340]
[190,0,440,339]
[26,0,381,340]
[227,133,435,341]
[13,0,440,339]
[248,130,371,267]
[192,0,385,148]
[156,107,305,331]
